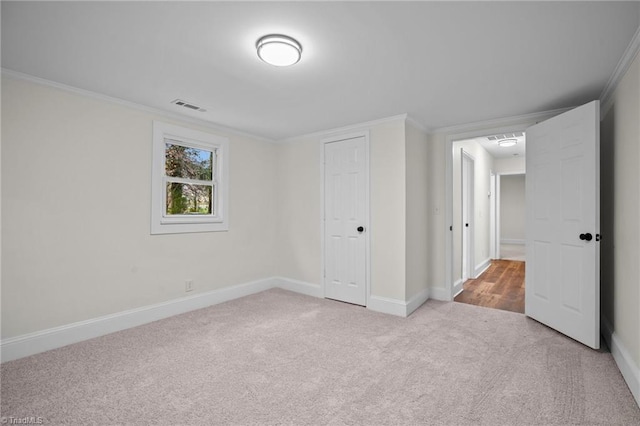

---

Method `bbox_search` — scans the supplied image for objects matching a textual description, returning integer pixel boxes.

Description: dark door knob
[357,226,365,233]
[465,223,469,227]
[580,233,593,241]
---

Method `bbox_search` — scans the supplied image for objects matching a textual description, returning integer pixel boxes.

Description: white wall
[277,119,407,301]
[276,118,431,305]
[426,133,447,296]
[275,138,321,285]
[370,120,407,301]
[1,77,427,343]
[600,51,640,371]
[1,76,278,338]
[405,121,429,300]
[500,174,526,243]
[494,156,526,174]
[0,72,3,338]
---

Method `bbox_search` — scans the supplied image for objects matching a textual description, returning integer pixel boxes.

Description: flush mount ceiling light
[256,34,302,67]
[498,138,518,147]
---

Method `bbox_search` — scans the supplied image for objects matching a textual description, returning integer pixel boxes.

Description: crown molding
[600,25,640,116]
[280,113,409,143]
[1,68,275,143]
[405,115,431,134]
[431,106,573,136]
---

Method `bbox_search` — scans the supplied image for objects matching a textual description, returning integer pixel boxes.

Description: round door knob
[580,233,593,241]
[357,226,365,233]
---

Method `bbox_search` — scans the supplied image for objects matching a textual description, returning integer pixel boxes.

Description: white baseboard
[0,276,323,362]
[474,258,491,278]
[367,295,409,317]
[429,286,451,301]
[501,239,525,245]
[452,279,464,299]
[367,287,431,318]
[601,316,640,407]
[272,276,323,298]
[406,288,430,316]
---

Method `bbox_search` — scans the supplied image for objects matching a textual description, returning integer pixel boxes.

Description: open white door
[525,100,600,349]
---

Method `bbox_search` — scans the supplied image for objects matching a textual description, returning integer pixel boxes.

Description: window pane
[165,142,213,181]
[165,182,213,215]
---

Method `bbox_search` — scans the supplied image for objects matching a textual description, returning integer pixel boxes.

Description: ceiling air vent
[486,131,524,141]
[171,99,207,112]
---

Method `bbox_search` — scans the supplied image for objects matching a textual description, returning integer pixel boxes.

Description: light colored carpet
[2,289,639,425]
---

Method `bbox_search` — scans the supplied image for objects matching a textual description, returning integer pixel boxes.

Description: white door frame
[489,171,497,260]
[320,130,371,305]
[489,170,497,259]
[444,110,569,301]
[495,173,503,260]
[461,149,475,282]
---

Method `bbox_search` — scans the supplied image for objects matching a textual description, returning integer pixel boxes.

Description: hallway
[454,260,525,314]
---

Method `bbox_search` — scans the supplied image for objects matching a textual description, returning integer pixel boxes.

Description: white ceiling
[2,2,639,141]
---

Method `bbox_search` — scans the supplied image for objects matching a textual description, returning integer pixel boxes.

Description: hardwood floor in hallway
[454,260,525,314]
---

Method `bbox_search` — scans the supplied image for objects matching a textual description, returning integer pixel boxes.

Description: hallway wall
[600,50,640,377]
[500,174,526,243]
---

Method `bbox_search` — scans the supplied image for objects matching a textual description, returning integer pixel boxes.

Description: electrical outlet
[185,280,194,292]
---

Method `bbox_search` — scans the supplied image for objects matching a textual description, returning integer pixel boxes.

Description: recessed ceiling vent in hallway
[170,99,207,112]
[486,132,524,141]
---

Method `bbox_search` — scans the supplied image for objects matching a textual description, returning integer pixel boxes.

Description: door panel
[525,100,600,349]
[324,136,368,306]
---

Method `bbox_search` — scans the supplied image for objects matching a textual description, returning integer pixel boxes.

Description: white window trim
[151,121,229,234]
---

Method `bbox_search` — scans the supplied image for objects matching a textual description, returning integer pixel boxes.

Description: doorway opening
[450,132,526,314]
[444,101,600,348]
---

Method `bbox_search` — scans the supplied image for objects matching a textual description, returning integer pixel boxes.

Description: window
[151,121,229,234]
